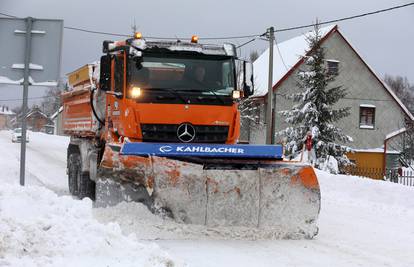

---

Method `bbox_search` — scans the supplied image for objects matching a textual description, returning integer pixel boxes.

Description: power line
[0,95,56,102]
[236,38,257,49]
[64,26,130,37]
[1,2,413,40]
[0,11,264,40]
[274,2,414,33]
[64,27,263,40]
[0,12,16,18]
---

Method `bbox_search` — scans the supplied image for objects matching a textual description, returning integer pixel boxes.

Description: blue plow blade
[120,142,283,159]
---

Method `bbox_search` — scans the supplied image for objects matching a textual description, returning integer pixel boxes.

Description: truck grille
[140,124,229,143]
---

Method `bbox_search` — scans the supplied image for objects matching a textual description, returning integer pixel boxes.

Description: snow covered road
[0,130,69,194]
[1,130,413,266]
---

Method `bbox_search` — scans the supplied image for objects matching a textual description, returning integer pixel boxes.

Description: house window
[359,105,375,129]
[327,60,339,75]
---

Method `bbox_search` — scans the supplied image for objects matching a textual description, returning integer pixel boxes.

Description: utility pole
[265,26,274,144]
[20,17,33,186]
[131,18,137,34]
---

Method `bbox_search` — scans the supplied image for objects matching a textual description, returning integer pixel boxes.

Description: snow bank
[317,169,414,210]
[0,183,179,267]
[0,131,181,267]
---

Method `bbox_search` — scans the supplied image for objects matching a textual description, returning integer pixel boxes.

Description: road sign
[0,17,63,186]
[0,17,63,85]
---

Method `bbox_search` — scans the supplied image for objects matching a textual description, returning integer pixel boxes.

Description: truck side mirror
[100,55,112,91]
[243,61,254,97]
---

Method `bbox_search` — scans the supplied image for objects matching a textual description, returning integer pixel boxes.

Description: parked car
[11,128,29,143]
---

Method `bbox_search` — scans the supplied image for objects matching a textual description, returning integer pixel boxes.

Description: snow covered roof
[0,75,58,86]
[253,25,337,97]
[252,24,414,121]
[354,148,400,154]
[0,109,15,115]
[385,127,406,140]
[26,108,49,119]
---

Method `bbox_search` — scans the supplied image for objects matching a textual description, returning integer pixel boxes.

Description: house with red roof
[0,105,15,130]
[243,25,413,150]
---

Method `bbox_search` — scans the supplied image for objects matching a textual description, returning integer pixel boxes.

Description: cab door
[104,52,126,141]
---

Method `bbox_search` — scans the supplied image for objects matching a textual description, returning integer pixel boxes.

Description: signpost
[0,17,63,185]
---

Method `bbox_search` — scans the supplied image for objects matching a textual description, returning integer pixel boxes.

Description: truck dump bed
[62,64,100,137]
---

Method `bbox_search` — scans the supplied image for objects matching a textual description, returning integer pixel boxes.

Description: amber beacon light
[191,35,198,43]
[134,32,142,39]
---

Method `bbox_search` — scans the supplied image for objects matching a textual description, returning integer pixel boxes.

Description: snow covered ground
[0,130,413,266]
[0,131,181,267]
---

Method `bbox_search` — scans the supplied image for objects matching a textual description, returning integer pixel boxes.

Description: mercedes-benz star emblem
[177,123,196,143]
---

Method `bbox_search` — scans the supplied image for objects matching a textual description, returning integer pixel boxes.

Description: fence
[344,167,384,180]
[344,167,414,187]
[387,169,414,187]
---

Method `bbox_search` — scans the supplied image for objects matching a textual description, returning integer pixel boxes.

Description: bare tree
[249,50,259,62]
[384,74,414,164]
[384,74,414,113]
[40,79,66,116]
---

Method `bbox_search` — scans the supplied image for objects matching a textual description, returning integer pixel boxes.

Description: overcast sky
[1,0,413,108]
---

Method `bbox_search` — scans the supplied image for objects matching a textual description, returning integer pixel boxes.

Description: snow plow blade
[97,143,321,239]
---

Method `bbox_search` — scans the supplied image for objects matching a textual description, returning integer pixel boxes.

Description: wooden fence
[344,167,384,180]
[344,167,414,187]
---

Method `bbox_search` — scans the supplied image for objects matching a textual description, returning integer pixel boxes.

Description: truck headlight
[130,87,141,98]
[232,90,241,99]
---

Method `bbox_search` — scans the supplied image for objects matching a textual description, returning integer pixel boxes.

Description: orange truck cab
[61,34,255,198]
[90,34,254,145]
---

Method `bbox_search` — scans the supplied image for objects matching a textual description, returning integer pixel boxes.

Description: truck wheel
[68,153,80,196]
[68,152,96,200]
[78,171,96,200]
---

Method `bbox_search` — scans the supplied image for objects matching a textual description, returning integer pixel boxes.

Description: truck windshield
[128,56,235,96]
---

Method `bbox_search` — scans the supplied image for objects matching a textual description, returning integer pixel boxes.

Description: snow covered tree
[278,24,352,169]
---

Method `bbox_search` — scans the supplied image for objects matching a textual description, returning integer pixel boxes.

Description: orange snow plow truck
[62,33,320,238]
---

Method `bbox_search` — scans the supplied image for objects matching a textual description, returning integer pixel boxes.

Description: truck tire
[68,153,80,196]
[68,152,95,200]
[78,171,96,200]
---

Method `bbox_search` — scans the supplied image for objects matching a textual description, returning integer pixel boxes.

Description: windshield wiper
[146,88,188,104]
[179,89,226,104]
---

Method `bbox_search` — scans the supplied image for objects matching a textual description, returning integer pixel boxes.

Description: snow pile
[95,202,296,240]
[0,183,179,267]
[0,131,181,267]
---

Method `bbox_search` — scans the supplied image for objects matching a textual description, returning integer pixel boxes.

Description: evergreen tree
[278,24,352,168]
